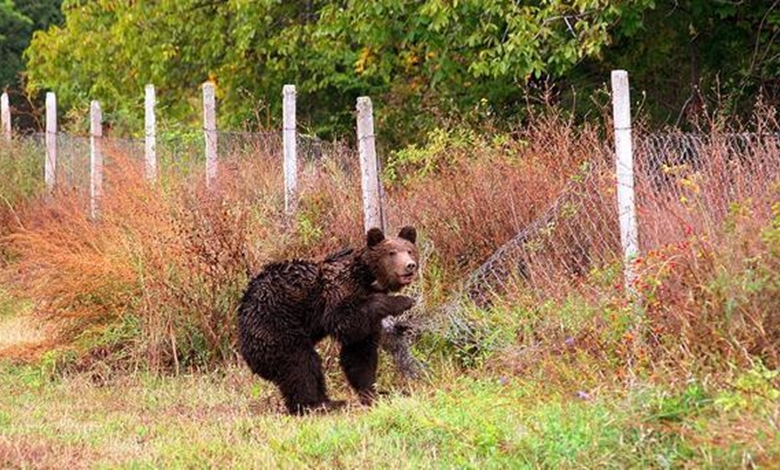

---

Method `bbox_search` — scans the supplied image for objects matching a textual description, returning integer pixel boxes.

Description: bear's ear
[398,226,417,244]
[366,228,385,247]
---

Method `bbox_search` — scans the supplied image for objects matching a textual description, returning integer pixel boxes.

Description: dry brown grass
[2,110,780,378]
[0,314,55,362]
[2,149,257,370]
[0,434,99,470]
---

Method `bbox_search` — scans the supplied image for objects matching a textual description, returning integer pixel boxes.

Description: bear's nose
[405,261,418,274]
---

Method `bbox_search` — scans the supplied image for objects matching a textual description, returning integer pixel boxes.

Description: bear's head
[363,226,419,292]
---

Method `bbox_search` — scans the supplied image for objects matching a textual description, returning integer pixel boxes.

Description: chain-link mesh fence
[443,131,780,313]
[636,132,780,248]
[415,130,780,364]
[456,150,620,307]
[13,130,356,193]
[10,128,780,310]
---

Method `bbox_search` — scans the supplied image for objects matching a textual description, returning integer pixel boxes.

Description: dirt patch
[0,313,55,362]
[0,434,97,470]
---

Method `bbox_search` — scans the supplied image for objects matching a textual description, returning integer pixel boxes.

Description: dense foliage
[0,0,61,89]
[11,1,778,141]
[589,0,780,125]
[9,2,778,168]
[22,0,656,141]
[3,2,776,141]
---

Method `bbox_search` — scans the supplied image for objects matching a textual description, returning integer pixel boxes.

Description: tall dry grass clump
[2,148,257,371]
[0,135,379,372]
[635,208,780,371]
[0,138,45,243]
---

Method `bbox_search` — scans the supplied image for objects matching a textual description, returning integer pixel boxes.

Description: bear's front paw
[392,295,415,314]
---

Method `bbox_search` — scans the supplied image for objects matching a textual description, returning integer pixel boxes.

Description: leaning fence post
[90,100,103,220]
[611,70,640,296]
[203,81,217,190]
[45,92,57,192]
[282,84,298,216]
[145,84,157,182]
[1,92,10,141]
[356,97,385,233]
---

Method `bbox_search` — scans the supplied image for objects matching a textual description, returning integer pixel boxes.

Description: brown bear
[238,226,419,415]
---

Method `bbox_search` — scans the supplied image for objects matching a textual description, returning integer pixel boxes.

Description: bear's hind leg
[277,346,340,415]
[339,333,380,406]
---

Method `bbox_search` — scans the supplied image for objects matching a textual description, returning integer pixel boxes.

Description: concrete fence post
[45,92,57,192]
[611,70,640,296]
[282,84,297,216]
[1,92,10,141]
[356,97,385,233]
[203,82,217,190]
[90,101,103,220]
[145,85,157,182]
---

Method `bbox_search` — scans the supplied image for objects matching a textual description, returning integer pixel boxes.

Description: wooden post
[90,100,103,220]
[45,92,57,192]
[1,92,10,141]
[145,84,157,182]
[203,82,217,190]
[356,97,385,233]
[611,70,639,294]
[282,85,298,216]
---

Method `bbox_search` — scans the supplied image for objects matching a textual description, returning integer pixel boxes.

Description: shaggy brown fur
[238,227,419,415]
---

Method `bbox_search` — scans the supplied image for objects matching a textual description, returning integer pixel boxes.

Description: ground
[2,359,779,468]
[0,292,54,363]
[1,291,779,467]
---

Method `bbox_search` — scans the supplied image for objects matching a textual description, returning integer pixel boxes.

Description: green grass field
[1,290,779,470]
[2,360,779,468]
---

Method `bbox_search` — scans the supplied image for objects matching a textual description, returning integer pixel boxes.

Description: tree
[570,0,780,126]
[1,0,62,131]
[24,1,656,142]
[296,0,656,142]
[1,0,33,89]
[1,0,62,89]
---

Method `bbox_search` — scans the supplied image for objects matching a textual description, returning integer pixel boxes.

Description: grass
[1,359,778,468]
[0,288,52,362]
[0,138,43,211]
[1,292,778,468]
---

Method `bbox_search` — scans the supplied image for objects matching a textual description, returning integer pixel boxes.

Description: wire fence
[636,132,780,248]
[7,127,780,321]
[15,130,356,193]
[447,131,780,313]
[458,152,618,306]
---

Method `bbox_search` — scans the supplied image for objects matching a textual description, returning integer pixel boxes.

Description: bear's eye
[389,250,398,256]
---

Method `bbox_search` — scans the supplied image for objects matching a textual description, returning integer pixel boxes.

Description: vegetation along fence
[2,72,780,327]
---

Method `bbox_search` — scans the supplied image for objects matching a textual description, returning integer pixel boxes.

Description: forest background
[2,0,779,144]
